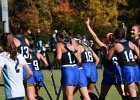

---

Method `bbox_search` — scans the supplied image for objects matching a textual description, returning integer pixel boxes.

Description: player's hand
[85,18,90,25]
[47,63,53,70]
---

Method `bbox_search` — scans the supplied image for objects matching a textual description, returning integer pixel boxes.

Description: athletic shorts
[102,65,123,85]
[61,65,79,86]
[23,64,36,85]
[34,70,44,87]
[82,63,98,83]
[78,67,88,87]
[120,65,139,84]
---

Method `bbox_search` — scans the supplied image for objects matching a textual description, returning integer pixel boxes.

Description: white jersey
[0,52,27,99]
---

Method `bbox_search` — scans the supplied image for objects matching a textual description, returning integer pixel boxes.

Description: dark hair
[0,33,17,60]
[67,30,73,37]
[56,32,65,41]
[114,28,125,40]
[133,24,140,32]
[64,30,73,40]
[109,34,115,43]
[10,19,22,36]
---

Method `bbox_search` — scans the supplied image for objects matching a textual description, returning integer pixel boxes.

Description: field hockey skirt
[82,62,98,83]
[34,70,44,87]
[120,65,139,84]
[61,64,79,86]
[102,65,123,85]
[78,67,88,87]
[23,63,36,85]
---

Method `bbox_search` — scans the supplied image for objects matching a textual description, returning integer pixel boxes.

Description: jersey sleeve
[18,54,27,66]
[0,56,5,68]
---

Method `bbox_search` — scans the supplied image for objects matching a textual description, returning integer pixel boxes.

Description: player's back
[0,52,26,99]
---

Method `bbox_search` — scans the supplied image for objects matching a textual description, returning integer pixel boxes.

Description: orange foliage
[53,0,76,14]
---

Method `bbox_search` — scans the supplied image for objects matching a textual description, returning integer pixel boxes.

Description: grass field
[0,69,122,100]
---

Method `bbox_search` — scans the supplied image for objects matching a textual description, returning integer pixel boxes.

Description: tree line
[7,0,140,41]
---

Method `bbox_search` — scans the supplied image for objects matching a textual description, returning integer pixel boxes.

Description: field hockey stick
[45,51,58,95]
[56,85,62,100]
[95,85,100,96]
[0,83,4,86]
[50,68,58,95]
[43,83,53,100]
[45,51,51,66]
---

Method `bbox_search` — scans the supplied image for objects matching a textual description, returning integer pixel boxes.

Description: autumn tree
[8,0,140,40]
[9,0,39,32]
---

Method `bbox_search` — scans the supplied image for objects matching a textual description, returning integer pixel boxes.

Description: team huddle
[0,18,140,100]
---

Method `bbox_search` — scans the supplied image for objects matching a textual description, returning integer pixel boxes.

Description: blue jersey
[116,40,139,84]
[25,50,44,86]
[30,51,40,71]
[60,41,76,65]
[61,51,76,65]
[30,50,44,85]
[81,49,94,63]
[102,54,123,85]
[81,47,98,83]
[134,37,140,46]
[116,41,137,66]
[106,54,118,67]
[60,41,79,86]
[16,36,30,62]
[102,45,123,85]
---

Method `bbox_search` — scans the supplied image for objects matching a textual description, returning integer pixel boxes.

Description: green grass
[0,69,122,100]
